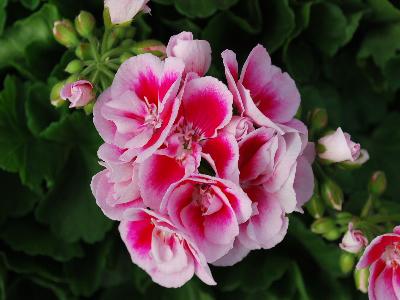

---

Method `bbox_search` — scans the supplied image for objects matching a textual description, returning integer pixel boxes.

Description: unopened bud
[50,82,65,107]
[65,60,84,74]
[309,108,328,131]
[368,171,387,196]
[354,268,369,293]
[132,40,166,57]
[340,252,355,274]
[323,228,341,241]
[75,11,96,38]
[53,20,79,48]
[321,178,343,211]
[75,43,92,60]
[336,212,353,226]
[306,182,325,219]
[311,218,335,234]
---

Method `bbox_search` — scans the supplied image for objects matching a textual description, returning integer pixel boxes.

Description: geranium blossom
[94,54,185,162]
[120,208,216,288]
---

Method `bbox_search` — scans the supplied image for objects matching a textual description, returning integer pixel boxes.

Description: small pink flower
[91,143,142,220]
[318,127,361,163]
[93,54,185,162]
[357,226,400,300]
[340,223,368,254]
[104,0,150,24]
[119,208,216,288]
[167,31,212,77]
[160,174,252,263]
[222,116,255,141]
[222,45,300,129]
[60,80,94,108]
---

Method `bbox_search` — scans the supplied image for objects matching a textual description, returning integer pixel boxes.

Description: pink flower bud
[318,127,361,163]
[339,223,368,254]
[222,116,255,141]
[104,0,150,25]
[60,80,95,108]
[166,31,212,76]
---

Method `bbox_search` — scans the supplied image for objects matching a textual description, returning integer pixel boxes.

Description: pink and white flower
[162,76,233,171]
[357,226,400,300]
[91,143,142,220]
[318,127,361,163]
[222,45,300,128]
[94,54,184,162]
[167,32,212,77]
[104,0,150,24]
[340,223,368,254]
[60,80,94,108]
[160,174,252,263]
[119,208,216,288]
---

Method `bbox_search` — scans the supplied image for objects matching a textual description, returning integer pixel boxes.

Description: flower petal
[202,133,239,183]
[182,76,233,138]
[139,154,186,210]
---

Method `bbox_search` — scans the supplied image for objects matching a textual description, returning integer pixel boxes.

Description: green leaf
[20,0,40,10]
[358,23,400,69]
[365,0,400,22]
[306,3,364,56]
[36,112,112,243]
[174,0,239,18]
[384,55,400,91]
[288,216,343,277]
[261,0,295,53]
[0,251,65,283]
[0,171,38,225]
[25,82,60,137]
[0,76,67,194]
[215,252,291,293]
[65,238,112,297]
[0,4,59,78]
[0,0,7,35]
[0,216,84,262]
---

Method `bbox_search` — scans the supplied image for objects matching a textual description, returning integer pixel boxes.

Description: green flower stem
[360,195,375,218]
[88,36,101,62]
[106,62,120,71]
[101,28,111,55]
[101,47,131,60]
[367,214,400,224]
[81,64,96,77]
[98,65,115,81]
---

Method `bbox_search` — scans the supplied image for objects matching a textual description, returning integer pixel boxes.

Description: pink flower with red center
[160,174,252,263]
[91,143,143,220]
[119,208,216,288]
[357,226,400,300]
[93,54,185,163]
[214,127,315,266]
[162,75,233,171]
[222,45,300,129]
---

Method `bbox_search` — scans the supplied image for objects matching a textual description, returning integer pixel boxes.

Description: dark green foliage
[1,0,400,299]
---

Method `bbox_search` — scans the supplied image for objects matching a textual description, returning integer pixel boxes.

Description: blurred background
[0,0,400,299]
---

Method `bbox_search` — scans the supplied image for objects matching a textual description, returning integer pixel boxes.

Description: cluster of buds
[50,9,166,113]
[304,108,392,294]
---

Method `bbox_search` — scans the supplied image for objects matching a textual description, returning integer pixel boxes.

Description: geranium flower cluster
[91,31,315,288]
